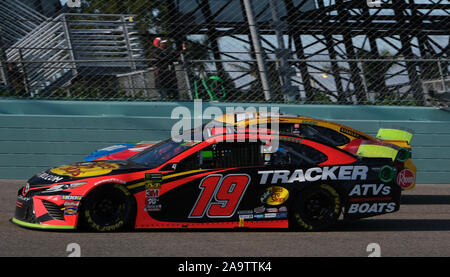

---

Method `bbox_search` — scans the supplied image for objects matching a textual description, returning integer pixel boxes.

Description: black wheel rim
[303,191,335,221]
[90,190,126,227]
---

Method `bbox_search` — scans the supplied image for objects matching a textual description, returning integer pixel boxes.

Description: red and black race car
[85,112,416,190]
[12,127,406,231]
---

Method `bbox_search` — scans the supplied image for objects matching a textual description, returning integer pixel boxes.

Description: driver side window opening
[178,142,265,170]
[267,139,328,167]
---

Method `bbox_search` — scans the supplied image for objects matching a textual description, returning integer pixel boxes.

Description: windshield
[129,138,200,168]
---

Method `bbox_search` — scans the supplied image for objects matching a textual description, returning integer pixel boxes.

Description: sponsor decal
[348,202,396,214]
[95,178,126,186]
[17,195,31,202]
[264,213,277,219]
[145,173,163,180]
[254,206,265,214]
[348,197,392,203]
[64,206,78,216]
[64,201,80,207]
[348,184,391,196]
[397,169,415,189]
[239,214,253,219]
[254,214,265,219]
[145,189,161,212]
[237,210,253,215]
[265,186,289,205]
[144,180,161,189]
[266,208,278,213]
[145,204,162,212]
[144,173,162,189]
[258,166,369,184]
[302,120,317,126]
[37,172,64,183]
[50,162,120,178]
[276,212,288,219]
[340,127,361,138]
[61,195,83,201]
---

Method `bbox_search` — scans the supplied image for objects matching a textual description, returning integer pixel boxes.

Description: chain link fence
[0,0,448,106]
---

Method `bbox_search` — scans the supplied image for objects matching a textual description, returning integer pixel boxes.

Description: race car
[12,126,411,232]
[86,112,417,190]
[85,142,154,162]
[212,112,417,190]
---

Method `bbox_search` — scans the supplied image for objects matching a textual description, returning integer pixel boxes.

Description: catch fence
[0,0,448,106]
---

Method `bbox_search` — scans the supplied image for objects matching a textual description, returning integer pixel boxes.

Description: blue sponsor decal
[64,207,78,216]
[61,195,83,201]
[276,212,288,219]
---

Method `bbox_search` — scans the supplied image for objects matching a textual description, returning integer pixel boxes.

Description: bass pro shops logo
[66,0,81,8]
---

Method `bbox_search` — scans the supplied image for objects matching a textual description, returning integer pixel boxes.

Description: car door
[148,139,267,223]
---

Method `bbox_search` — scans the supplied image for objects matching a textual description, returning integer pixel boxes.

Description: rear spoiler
[376,128,413,148]
[356,144,410,162]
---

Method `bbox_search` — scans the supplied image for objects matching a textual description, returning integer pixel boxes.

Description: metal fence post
[438,58,448,93]
[17,48,30,96]
[61,14,78,97]
[269,0,296,102]
[243,0,272,101]
[121,15,137,71]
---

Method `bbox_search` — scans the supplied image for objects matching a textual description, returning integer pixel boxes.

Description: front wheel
[290,184,341,231]
[79,184,136,232]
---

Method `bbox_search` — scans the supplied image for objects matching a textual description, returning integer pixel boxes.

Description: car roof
[212,112,377,141]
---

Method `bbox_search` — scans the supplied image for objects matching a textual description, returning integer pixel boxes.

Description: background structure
[0,0,449,182]
[0,0,448,106]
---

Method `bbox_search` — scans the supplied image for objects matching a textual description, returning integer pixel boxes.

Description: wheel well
[288,183,346,216]
[76,183,137,230]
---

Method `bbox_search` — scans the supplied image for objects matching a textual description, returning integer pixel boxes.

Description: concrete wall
[0,99,449,183]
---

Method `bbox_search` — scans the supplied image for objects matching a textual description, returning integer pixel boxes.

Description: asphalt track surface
[1,180,449,257]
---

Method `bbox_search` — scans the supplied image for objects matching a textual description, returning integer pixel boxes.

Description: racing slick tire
[79,184,136,232]
[290,184,341,231]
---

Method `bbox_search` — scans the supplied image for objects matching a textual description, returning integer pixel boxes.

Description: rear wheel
[290,184,341,231]
[79,184,136,232]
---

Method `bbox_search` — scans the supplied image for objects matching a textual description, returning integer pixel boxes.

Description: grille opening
[42,201,65,221]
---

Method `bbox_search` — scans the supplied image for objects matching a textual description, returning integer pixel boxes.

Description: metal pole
[243,0,272,101]
[121,16,137,71]
[180,51,194,100]
[269,0,296,102]
[0,32,10,89]
[61,14,78,85]
[437,58,447,93]
[17,49,30,96]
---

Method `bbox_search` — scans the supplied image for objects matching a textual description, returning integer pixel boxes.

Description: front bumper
[11,194,77,230]
[11,217,76,230]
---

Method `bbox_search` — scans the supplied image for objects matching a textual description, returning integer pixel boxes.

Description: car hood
[28,160,145,186]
